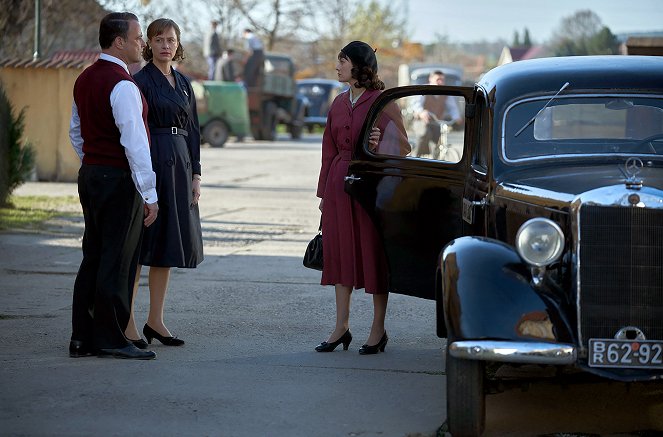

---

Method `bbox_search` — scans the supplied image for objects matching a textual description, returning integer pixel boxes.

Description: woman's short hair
[338,51,385,91]
[99,12,138,49]
[142,18,185,62]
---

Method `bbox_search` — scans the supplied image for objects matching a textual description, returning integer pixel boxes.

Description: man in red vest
[68,12,159,360]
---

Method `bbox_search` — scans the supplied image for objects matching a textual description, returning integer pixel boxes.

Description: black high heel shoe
[358,331,388,355]
[130,338,148,350]
[143,324,185,346]
[315,330,352,352]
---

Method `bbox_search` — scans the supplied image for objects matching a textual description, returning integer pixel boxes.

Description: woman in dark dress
[125,18,203,348]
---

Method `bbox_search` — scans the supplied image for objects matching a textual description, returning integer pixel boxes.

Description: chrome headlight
[515,218,564,266]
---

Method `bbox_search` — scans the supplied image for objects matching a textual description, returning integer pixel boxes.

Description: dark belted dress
[133,62,203,268]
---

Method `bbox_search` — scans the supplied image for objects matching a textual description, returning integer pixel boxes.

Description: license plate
[589,339,663,369]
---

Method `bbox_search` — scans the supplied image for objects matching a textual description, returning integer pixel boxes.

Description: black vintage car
[345,55,663,436]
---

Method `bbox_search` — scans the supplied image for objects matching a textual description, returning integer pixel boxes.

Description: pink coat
[316,89,390,294]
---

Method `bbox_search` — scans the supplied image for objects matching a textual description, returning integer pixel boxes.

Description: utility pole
[33,0,41,60]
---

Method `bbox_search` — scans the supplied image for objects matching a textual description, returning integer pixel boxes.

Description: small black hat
[341,40,378,72]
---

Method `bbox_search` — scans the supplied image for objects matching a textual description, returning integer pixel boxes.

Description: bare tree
[296,0,353,77]
[97,0,192,36]
[96,0,216,77]
[231,0,319,51]
[205,0,245,49]
[347,0,407,50]
[312,0,352,45]
[0,0,107,59]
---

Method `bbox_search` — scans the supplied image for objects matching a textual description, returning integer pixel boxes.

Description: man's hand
[144,201,159,227]
[419,110,432,124]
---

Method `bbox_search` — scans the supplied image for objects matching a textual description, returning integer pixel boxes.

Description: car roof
[408,62,463,74]
[297,78,344,86]
[410,66,462,79]
[479,56,663,102]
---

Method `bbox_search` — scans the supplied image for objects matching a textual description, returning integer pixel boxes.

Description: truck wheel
[290,123,303,140]
[203,120,229,148]
[290,105,305,139]
[446,350,485,436]
[262,102,277,141]
[252,126,263,141]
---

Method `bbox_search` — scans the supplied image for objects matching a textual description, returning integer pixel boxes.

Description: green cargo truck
[192,81,250,148]
[192,53,306,146]
[247,53,307,141]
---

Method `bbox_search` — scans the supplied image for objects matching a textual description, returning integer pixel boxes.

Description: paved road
[1,134,662,436]
[0,135,444,437]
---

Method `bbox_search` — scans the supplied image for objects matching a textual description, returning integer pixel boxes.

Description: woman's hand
[368,126,381,151]
[192,175,201,205]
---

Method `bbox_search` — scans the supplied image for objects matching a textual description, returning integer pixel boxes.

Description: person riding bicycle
[412,70,462,158]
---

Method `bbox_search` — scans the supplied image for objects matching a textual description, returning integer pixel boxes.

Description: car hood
[495,162,663,206]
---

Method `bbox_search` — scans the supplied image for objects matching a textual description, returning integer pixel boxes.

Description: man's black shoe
[98,344,156,360]
[69,340,95,358]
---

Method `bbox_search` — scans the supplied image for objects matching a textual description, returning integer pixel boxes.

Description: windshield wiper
[515,82,570,137]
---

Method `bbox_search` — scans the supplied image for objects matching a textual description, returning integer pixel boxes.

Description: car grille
[579,205,663,344]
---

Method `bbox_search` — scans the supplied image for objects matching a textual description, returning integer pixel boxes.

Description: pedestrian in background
[69,11,158,360]
[125,18,204,348]
[315,41,393,355]
[242,28,264,87]
[203,20,221,80]
[412,70,462,157]
[214,48,242,82]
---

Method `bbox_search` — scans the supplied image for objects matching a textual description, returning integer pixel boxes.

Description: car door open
[345,85,474,300]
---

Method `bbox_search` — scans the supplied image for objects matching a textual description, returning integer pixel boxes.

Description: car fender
[439,236,571,343]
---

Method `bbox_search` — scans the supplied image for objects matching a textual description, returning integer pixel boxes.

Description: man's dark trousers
[71,164,143,350]
[415,121,441,157]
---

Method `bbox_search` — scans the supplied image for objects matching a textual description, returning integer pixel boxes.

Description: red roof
[0,51,100,69]
[509,46,549,62]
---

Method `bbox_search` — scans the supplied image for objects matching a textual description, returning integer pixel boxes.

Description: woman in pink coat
[315,41,392,355]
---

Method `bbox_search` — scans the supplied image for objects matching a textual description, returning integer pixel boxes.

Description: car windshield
[503,95,663,161]
[264,57,292,76]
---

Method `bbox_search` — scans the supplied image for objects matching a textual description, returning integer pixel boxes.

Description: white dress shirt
[244,33,264,51]
[69,53,157,204]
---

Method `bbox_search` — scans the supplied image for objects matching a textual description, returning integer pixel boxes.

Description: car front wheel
[446,350,485,436]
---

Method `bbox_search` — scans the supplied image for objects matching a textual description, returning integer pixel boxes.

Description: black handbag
[303,220,323,271]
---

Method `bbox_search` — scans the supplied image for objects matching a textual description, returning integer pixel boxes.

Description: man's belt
[150,127,188,137]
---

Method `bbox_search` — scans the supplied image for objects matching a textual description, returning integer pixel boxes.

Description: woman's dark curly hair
[142,18,185,62]
[338,51,385,91]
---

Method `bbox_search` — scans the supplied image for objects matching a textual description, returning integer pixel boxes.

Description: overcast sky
[405,0,662,43]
